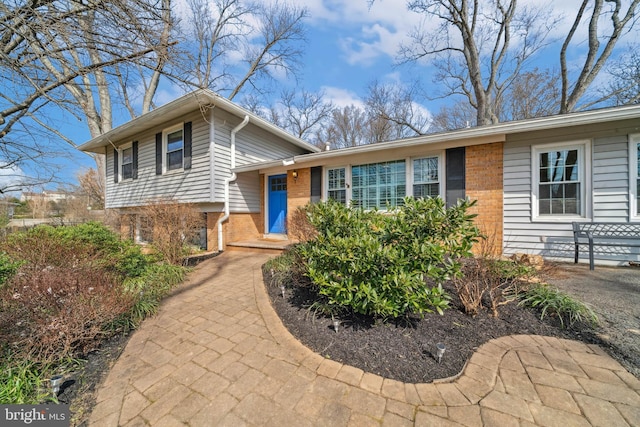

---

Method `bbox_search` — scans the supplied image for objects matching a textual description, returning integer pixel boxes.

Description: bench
[572,222,640,270]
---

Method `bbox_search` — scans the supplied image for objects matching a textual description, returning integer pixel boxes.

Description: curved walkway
[89,252,640,426]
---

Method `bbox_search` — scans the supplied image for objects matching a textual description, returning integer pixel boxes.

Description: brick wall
[465,142,504,256]
[207,211,262,250]
[287,168,311,237]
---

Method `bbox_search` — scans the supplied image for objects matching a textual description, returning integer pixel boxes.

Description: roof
[234,104,640,173]
[77,89,321,154]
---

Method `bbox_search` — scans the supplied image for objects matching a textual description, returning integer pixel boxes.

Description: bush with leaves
[519,283,599,328]
[296,197,480,318]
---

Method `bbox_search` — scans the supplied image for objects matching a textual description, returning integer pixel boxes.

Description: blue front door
[268,174,287,234]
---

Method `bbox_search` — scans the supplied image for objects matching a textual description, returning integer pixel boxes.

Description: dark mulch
[265,271,605,384]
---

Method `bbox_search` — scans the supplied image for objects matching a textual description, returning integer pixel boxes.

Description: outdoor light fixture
[50,375,64,395]
[280,284,286,298]
[292,170,298,182]
[332,317,340,333]
[436,343,446,364]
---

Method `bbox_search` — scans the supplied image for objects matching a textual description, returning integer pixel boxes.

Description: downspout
[218,115,249,252]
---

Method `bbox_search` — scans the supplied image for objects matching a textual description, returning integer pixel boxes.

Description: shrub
[453,258,534,316]
[137,199,204,265]
[296,198,480,318]
[4,223,149,278]
[518,283,599,327]
[0,252,20,290]
[113,263,186,332]
[0,354,50,404]
[0,262,133,363]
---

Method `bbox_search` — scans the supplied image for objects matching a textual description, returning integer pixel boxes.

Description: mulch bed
[265,272,603,383]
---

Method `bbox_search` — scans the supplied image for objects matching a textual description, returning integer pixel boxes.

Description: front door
[268,174,287,234]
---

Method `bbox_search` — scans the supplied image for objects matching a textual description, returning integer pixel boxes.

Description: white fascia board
[233,104,640,173]
[77,89,320,154]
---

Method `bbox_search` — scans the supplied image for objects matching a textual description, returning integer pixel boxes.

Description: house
[79,89,640,266]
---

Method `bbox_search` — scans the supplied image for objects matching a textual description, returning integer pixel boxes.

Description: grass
[519,283,599,327]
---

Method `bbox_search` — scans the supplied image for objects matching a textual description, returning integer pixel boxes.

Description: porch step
[226,238,292,254]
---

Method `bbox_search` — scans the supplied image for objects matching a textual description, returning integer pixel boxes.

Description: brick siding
[465,142,504,256]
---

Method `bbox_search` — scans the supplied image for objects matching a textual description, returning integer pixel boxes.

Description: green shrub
[114,264,186,331]
[0,252,20,290]
[0,353,50,404]
[5,223,149,278]
[518,284,599,327]
[296,197,480,318]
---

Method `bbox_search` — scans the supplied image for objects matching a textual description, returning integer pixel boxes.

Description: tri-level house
[79,89,640,266]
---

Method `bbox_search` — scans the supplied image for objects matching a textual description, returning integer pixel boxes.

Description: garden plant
[0,222,186,405]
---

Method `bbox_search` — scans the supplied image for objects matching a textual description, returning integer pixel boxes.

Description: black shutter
[311,166,322,203]
[132,141,139,180]
[184,121,192,170]
[445,147,465,207]
[155,132,162,175]
[113,147,119,183]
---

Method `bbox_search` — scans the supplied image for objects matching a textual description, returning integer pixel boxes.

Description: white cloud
[0,164,28,194]
[320,86,365,109]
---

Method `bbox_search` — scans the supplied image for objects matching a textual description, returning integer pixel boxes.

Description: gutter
[218,115,250,252]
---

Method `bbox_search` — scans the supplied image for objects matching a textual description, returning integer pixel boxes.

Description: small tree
[138,199,204,264]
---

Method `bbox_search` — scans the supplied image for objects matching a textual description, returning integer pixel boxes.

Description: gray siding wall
[105,111,211,208]
[503,131,639,265]
[213,109,308,212]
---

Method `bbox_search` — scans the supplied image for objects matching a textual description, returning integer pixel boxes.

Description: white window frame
[531,140,592,222]
[119,143,133,181]
[163,124,184,173]
[410,154,444,198]
[326,166,348,204]
[351,160,407,210]
[630,134,640,221]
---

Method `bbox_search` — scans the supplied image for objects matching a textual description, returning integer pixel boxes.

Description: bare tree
[398,0,558,126]
[606,49,640,105]
[500,68,560,120]
[0,0,172,193]
[77,168,105,210]
[560,0,640,113]
[275,89,334,141]
[430,101,476,132]
[364,81,431,141]
[324,105,368,149]
[176,0,307,101]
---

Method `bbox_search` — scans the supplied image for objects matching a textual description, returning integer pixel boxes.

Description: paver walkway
[89,252,640,426]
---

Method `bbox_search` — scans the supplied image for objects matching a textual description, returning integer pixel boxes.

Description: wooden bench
[572,222,640,270]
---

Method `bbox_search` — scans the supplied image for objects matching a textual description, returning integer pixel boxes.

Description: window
[327,167,346,204]
[121,146,133,180]
[166,128,184,171]
[413,156,439,198]
[352,160,406,209]
[533,141,589,220]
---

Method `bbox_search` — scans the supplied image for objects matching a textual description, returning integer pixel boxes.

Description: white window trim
[119,142,133,182]
[322,153,445,208]
[323,166,350,203]
[163,124,184,174]
[630,134,640,221]
[531,140,592,222]
[409,153,445,198]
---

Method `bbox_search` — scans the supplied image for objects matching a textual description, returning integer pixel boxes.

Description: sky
[5,0,638,194]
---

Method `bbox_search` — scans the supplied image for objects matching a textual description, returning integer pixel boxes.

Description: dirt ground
[266,262,640,383]
[541,262,640,378]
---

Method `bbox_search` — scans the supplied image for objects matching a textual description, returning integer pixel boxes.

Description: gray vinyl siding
[105,111,211,208]
[213,110,307,211]
[503,128,639,265]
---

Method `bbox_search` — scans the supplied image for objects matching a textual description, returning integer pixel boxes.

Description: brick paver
[88,252,640,426]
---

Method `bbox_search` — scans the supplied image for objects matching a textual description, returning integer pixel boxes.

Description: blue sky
[6,0,638,193]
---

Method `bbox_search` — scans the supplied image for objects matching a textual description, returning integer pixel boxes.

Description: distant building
[20,191,74,203]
